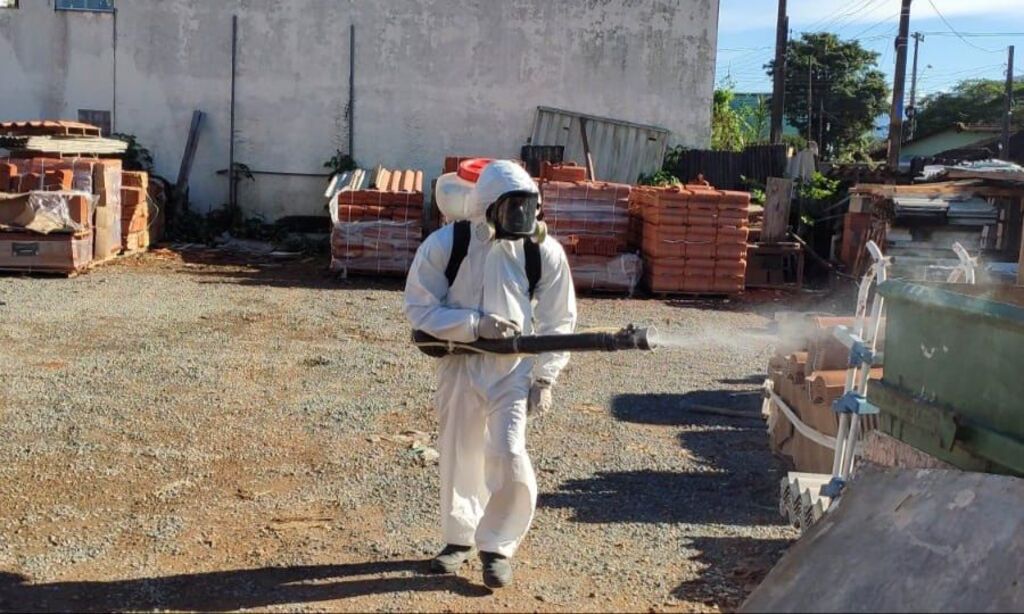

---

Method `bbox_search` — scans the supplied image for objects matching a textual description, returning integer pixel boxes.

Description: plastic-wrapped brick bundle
[542,180,632,251]
[3,157,97,194]
[330,220,421,274]
[0,190,96,234]
[541,180,638,293]
[329,168,423,276]
[26,191,96,233]
[567,253,643,294]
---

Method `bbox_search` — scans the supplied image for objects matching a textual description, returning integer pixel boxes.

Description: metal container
[869,280,1024,475]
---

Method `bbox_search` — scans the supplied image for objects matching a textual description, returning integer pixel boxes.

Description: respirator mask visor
[486,190,540,240]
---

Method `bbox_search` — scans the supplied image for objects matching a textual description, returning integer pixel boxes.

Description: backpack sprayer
[412,324,658,358]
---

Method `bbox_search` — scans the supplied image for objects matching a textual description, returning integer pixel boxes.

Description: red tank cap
[457,158,493,183]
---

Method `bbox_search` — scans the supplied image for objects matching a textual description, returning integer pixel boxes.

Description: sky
[716,0,1024,104]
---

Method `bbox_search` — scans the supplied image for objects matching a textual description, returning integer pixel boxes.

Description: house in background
[0,0,721,221]
[899,123,1024,167]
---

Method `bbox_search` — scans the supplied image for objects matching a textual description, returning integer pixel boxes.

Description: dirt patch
[0,252,798,612]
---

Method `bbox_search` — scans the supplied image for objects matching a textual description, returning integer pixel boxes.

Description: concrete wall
[0,0,719,220]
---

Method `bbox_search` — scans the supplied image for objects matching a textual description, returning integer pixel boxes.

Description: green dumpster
[869,281,1024,475]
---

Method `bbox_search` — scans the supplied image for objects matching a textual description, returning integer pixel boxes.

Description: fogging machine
[412,324,658,358]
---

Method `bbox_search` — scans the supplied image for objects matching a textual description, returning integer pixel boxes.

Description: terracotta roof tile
[0,120,102,137]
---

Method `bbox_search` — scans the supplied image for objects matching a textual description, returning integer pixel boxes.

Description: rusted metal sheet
[743,466,1024,612]
[529,107,669,185]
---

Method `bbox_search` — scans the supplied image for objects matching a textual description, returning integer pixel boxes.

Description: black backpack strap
[444,220,471,287]
[524,240,542,299]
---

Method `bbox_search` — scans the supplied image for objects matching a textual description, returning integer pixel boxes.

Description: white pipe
[842,415,862,478]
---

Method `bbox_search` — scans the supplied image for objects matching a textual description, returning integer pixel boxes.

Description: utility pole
[807,59,814,144]
[1002,45,1015,161]
[908,32,924,140]
[887,0,913,170]
[770,0,788,144]
[819,99,825,151]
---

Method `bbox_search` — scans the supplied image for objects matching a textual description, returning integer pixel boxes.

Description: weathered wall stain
[1,0,718,220]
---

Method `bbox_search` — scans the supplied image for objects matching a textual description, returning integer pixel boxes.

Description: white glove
[528,379,554,417]
[478,314,521,340]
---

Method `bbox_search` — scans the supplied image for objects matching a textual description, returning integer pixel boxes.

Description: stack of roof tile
[541,180,639,293]
[329,167,424,276]
[0,120,126,157]
[633,184,751,294]
[766,315,883,473]
[539,161,587,183]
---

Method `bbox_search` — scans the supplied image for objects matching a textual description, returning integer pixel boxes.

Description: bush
[110,133,154,172]
[637,170,681,187]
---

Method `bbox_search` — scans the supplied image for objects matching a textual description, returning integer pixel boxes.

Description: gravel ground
[0,250,799,612]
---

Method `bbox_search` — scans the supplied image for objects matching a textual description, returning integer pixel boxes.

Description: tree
[915,78,1024,137]
[710,85,772,151]
[711,87,745,151]
[766,33,889,158]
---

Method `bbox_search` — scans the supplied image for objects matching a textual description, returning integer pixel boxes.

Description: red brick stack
[330,167,424,276]
[634,184,751,294]
[2,156,123,264]
[541,180,640,293]
[0,164,72,192]
[121,171,150,253]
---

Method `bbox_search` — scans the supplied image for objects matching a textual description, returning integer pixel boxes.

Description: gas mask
[485,190,546,242]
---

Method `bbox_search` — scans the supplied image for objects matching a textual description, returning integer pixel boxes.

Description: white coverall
[403,161,577,557]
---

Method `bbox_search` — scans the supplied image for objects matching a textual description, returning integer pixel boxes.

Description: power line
[822,0,888,36]
[804,0,882,35]
[915,32,1024,38]
[847,11,900,41]
[924,0,1003,53]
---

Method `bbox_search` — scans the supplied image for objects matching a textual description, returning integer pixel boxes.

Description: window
[55,0,114,12]
[78,110,111,136]
[1,0,19,8]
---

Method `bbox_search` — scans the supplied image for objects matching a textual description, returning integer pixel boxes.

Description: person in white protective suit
[403,160,577,588]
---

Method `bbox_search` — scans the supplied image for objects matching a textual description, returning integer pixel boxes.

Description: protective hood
[466,160,539,221]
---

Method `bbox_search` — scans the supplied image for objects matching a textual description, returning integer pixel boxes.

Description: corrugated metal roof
[529,107,669,185]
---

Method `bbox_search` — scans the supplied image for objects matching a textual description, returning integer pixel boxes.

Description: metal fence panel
[530,107,669,184]
[667,144,788,190]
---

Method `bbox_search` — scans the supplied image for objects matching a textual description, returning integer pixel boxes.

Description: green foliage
[711,85,775,151]
[664,145,685,170]
[796,172,841,203]
[766,32,889,158]
[165,207,219,243]
[794,172,843,223]
[737,94,772,143]
[782,133,808,151]
[323,149,357,175]
[165,205,277,245]
[915,78,1024,137]
[637,170,681,186]
[740,176,766,205]
[110,133,153,172]
[712,87,745,151]
[833,133,884,164]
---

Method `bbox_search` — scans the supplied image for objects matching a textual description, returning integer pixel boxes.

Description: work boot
[429,544,473,574]
[480,551,513,588]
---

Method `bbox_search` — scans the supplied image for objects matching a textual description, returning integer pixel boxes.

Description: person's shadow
[0,560,491,612]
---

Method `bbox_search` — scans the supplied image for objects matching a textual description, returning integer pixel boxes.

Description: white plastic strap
[764,380,837,450]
